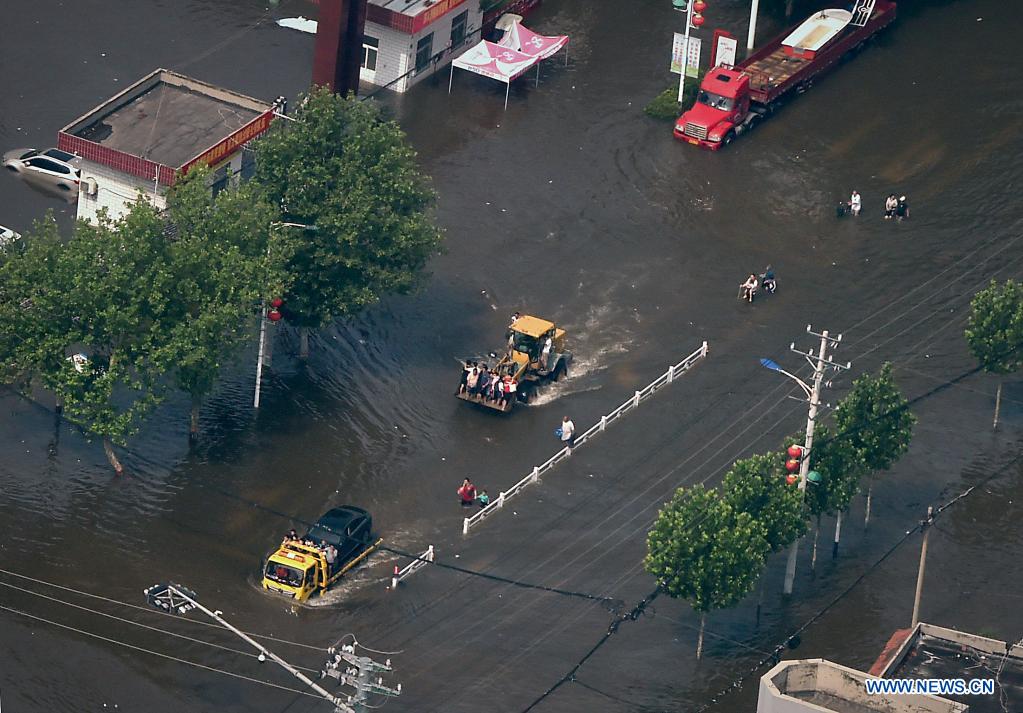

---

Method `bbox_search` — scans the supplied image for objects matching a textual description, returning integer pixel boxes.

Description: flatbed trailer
[674,1,897,149]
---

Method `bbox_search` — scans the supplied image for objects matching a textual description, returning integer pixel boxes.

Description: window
[450,10,468,47]
[362,35,379,72]
[210,164,230,197]
[28,158,70,174]
[415,32,434,71]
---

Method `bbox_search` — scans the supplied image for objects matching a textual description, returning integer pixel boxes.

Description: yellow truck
[262,506,381,602]
[456,314,572,412]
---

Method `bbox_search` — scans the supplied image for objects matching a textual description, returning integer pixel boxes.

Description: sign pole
[677,3,693,103]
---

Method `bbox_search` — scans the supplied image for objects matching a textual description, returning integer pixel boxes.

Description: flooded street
[2,0,1023,711]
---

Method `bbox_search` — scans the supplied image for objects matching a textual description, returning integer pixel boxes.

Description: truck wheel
[723,131,735,146]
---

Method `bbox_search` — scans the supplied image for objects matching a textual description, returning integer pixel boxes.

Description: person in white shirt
[740,274,758,303]
[541,336,553,370]
[850,190,861,216]
[561,416,575,448]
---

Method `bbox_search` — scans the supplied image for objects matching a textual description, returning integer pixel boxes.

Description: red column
[312,0,368,95]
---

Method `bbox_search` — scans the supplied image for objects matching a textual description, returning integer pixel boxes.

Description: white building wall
[76,160,167,225]
[76,149,247,224]
[361,1,484,93]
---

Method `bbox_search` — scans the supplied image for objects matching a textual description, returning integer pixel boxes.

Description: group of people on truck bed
[283,528,340,566]
[459,361,519,406]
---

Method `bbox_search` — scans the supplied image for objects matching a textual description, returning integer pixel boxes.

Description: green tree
[0,204,179,473]
[162,167,291,439]
[645,485,768,658]
[832,363,915,526]
[252,87,443,356]
[721,453,806,553]
[965,279,1023,428]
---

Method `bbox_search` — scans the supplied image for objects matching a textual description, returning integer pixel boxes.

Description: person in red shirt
[457,478,477,507]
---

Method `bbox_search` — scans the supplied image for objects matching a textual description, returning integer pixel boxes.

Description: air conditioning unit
[82,177,98,196]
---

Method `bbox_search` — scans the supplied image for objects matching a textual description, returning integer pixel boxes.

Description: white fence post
[600,415,607,431]
[498,491,505,507]
[427,545,435,562]
[702,340,708,356]
[462,517,470,535]
[667,364,675,383]
[391,565,399,590]
[633,390,641,407]
[531,466,540,483]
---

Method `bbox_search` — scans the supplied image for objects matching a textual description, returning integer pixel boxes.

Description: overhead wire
[0,605,324,701]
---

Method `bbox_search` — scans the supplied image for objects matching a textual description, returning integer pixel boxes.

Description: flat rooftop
[887,626,1023,713]
[60,69,268,168]
[370,0,464,18]
[758,659,966,713]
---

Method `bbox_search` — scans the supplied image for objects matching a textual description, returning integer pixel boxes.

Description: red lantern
[785,459,800,473]
[786,474,799,485]
[787,445,802,459]
[267,309,283,322]
[270,297,284,309]
[693,0,707,12]
[692,13,705,27]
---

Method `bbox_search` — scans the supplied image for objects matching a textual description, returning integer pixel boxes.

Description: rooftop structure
[871,623,1023,713]
[367,0,472,33]
[758,659,966,713]
[58,69,274,187]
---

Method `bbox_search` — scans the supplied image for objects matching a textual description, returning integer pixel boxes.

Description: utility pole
[779,325,850,596]
[144,583,355,712]
[911,506,934,628]
[323,644,402,712]
[746,0,761,51]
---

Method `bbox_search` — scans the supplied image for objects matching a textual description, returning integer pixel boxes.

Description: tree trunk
[189,396,201,442]
[785,0,795,18]
[833,510,843,559]
[103,437,124,475]
[864,483,873,527]
[811,515,820,572]
[55,394,63,415]
[299,327,310,359]
[994,381,1002,429]
[696,612,706,660]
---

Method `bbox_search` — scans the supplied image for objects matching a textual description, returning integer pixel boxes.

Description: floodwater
[2,0,1023,711]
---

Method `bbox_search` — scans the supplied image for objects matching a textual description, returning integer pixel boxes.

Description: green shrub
[643,70,706,122]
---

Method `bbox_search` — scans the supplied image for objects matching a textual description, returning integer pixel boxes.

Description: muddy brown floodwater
[2,0,1023,711]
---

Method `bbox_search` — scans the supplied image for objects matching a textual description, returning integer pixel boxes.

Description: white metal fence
[389,545,435,589]
[462,341,709,535]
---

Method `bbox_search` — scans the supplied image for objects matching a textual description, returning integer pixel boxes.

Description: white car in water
[0,224,21,247]
[3,147,81,199]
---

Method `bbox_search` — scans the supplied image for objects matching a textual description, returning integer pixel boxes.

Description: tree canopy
[252,87,444,329]
[645,485,768,613]
[965,279,1023,376]
[721,453,806,553]
[833,363,915,474]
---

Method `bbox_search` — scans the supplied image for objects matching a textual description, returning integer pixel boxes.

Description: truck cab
[674,67,753,149]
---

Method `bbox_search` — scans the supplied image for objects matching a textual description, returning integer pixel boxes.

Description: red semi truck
[674,0,896,149]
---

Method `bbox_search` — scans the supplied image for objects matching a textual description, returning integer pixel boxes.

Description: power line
[0,604,323,700]
[0,580,323,673]
[0,567,325,651]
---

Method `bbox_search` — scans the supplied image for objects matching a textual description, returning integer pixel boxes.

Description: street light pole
[254,221,317,409]
[747,0,761,51]
[911,506,934,628]
[677,1,695,102]
[144,583,355,713]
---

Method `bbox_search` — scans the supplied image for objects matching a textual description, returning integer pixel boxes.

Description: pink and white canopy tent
[448,22,570,110]
[498,21,569,61]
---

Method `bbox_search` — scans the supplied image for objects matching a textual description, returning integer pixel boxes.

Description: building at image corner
[58,69,277,224]
[756,622,1023,713]
[359,0,539,92]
